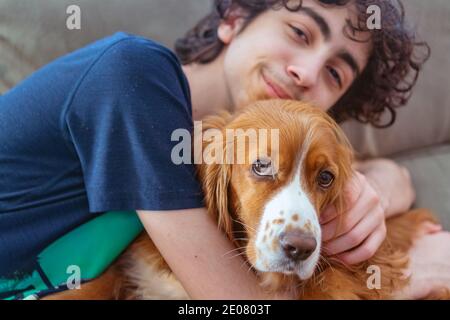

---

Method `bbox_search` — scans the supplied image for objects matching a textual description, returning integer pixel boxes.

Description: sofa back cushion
[1,0,449,157]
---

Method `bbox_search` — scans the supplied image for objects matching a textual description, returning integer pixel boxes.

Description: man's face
[220,0,372,112]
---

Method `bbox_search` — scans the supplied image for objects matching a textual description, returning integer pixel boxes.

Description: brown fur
[44,100,448,300]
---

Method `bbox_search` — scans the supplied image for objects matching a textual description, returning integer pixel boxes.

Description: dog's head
[197,99,353,281]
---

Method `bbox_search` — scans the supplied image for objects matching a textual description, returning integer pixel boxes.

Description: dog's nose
[280,230,317,262]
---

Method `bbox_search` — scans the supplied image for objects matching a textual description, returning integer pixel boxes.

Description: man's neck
[182,53,233,121]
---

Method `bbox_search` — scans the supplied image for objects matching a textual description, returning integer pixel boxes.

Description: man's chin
[245,89,274,104]
[240,74,277,104]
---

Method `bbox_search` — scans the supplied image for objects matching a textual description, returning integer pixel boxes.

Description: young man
[0,0,448,299]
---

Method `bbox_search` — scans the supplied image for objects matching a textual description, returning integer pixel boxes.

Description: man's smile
[262,71,293,100]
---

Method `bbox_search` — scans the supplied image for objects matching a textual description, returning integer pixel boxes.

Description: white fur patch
[124,258,189,300]
[254,159,322,280]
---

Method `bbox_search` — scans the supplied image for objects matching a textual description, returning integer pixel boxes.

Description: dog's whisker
[316,256,328,274]
[317,258,326,274]
[222,249,245,257]
[222,246,247,257]
[222,248,243,257]
[233,238,249,242]
[231,229,248,233]
[230,231,248,236]
[246,262,255,275]
[227,251,248,260]
[319,254,335,274]
[232,218,256,233]
[239,257,253,271]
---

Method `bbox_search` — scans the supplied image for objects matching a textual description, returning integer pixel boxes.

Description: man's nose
[280,230,317,262]
[286,63,320,89]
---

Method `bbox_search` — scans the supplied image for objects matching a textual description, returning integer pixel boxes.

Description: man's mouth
[262,72,293,100]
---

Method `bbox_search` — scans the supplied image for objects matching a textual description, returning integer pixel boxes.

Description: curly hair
[175,0,430,128]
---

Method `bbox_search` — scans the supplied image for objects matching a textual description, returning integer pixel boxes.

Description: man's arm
[137,208,294,300]
[354,158,416,218]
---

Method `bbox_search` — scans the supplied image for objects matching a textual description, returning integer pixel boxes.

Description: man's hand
[396,226,450,300]
[354,159,416,219]
[320,171,387,265]
[320,159,417,265]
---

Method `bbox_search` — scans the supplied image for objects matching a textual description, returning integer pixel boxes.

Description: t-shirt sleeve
[65,37,204,212]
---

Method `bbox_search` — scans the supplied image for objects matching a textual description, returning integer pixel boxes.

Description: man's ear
[217,10,246,44]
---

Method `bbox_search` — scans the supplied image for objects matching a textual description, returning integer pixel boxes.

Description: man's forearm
[354,158,416,218]
[137,209,294,300]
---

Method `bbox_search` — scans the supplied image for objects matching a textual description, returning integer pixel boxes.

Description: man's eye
[326,66,342,87]
[289,25,309,44]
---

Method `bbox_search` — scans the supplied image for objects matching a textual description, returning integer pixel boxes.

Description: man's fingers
[321,181,378,242]
[416,221,442,237]
[320,171,365,226]
[323,204,383,255]
[336,223,387,265]
[319,205,338,224]
[342,171,367,209]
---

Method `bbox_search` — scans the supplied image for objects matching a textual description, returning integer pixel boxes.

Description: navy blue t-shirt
[0,32,204,278]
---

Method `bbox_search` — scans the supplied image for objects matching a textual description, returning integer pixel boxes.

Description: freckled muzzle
[253,169,322,280]
[254,214,322,280]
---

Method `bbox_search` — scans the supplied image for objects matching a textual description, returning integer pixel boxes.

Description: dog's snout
[280,230,317,262]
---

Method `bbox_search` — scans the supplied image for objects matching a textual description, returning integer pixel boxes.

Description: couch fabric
[0,0,449,228]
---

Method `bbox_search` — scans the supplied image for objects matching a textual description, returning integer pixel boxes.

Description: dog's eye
[252,159,274,177]
[317,170,335,188]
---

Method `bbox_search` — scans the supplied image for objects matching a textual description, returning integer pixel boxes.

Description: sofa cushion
[393,143,450,229]
[0,0,210,93]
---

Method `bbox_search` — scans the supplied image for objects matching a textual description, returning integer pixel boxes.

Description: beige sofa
[1,0,449,228]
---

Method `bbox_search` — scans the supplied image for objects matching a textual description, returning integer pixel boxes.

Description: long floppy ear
[197,160,234,238]
[328,120,355,232]
[195,111,235,240]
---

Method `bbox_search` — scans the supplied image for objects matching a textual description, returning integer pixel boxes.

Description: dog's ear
[195,111,235,239]
[334,122,354,215]
[334,151,354,217]
[197,160,234,238]
[327,122,354,232]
